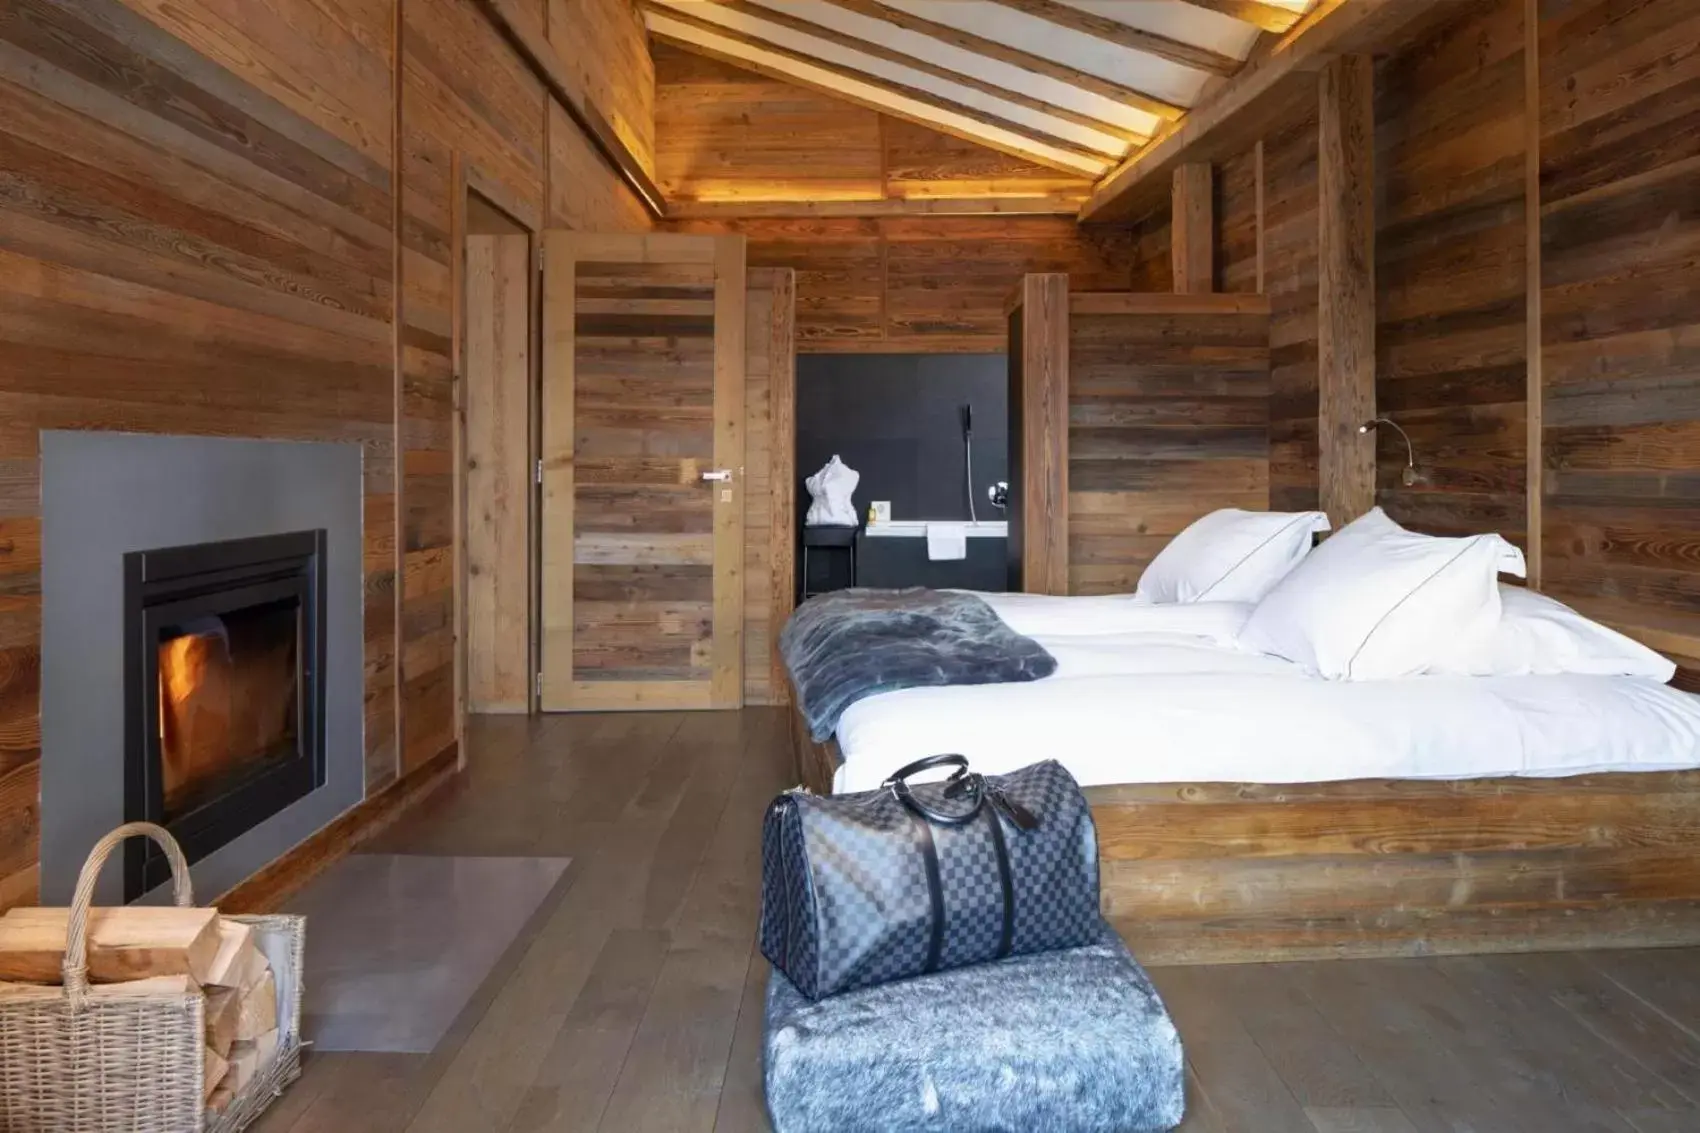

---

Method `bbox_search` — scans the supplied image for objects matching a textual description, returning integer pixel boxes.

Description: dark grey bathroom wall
[797,354,1009,524]
[39,431,365,904]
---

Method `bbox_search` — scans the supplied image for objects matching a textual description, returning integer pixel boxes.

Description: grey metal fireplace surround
[40,431,365,905]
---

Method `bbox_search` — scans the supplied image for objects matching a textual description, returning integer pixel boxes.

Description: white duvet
[831,594,1700,793]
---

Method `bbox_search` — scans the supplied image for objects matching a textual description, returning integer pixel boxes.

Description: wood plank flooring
[253,710,1700,1132]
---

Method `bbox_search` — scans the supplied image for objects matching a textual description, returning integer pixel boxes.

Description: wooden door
[540,232,746,711]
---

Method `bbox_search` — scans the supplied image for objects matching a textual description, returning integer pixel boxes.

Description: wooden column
[1013,274,1070,595]
[1171,163,1214,293]
[1522,0,1543,587]
[1317,55,1376,527]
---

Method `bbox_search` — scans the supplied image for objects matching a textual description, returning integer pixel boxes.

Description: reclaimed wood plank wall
[666,214,1138,354]
[1537,0,1700,666]
[653,45,1133,353]
[1375,0,1528,545]
[742,267,796,706]
[1131,0,1698,667]
[0,0,653,909]
[1066,294,1271,595]
[1263,106,1322,513]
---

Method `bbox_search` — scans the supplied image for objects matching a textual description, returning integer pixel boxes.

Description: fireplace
[123,530,328,900]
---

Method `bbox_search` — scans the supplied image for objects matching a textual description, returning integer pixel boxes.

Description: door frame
[453,158,545,725]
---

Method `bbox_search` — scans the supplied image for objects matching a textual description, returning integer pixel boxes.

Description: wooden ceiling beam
[1078,0,1449,222]
[814,0,1186,121]
[986,0,1238,76]
[1173,0,1303,34]
[644,10,1108,176]
[707,0,1150,148]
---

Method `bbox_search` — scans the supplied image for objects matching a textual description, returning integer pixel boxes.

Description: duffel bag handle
[883,754,970,786]
[884,755,986,826]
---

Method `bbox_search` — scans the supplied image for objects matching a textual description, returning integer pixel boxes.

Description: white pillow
[1433,586,1676,680]
[1135,509,1331,604]
[1238,508,1526,680]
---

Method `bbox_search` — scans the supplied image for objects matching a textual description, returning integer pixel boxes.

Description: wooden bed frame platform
[790,707,1700,965]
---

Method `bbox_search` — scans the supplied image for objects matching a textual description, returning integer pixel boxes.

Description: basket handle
[63,822,195,1010]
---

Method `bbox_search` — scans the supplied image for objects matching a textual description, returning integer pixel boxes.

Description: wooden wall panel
[400,0,547,773]
[1538,0,1700,650]
[548,0,654,176]
[653,45,1094,205]
[0,0,653,909]
[1375,0,1528,543]
[0,0,397,903]
[116,0,394,166]
[1124,208,1173,292]
[549,100,656,233]
[653,49,1123,352]
[1067,295,1272,594]
[743,267,796,705]
[1264,107,1322,512]
[667,215,1135,352]
[464,233,532,713]
[1215,143,1261,294]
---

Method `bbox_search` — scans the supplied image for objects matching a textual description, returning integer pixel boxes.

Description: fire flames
[158,631,235,812]
[156,615,297,815]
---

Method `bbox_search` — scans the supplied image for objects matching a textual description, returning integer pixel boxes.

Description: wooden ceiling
[639,0,1311,180]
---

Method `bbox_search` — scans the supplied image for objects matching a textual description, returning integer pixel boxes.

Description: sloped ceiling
[639,0,1312,179]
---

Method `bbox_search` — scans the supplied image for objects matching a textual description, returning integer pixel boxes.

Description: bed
[786,593,1700,965]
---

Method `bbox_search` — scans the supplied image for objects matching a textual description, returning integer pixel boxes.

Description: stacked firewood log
[0,906,280,1113]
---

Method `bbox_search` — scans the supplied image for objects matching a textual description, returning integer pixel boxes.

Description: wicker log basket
[0,822,304,1132]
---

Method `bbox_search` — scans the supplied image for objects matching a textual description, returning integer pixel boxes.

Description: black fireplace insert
[123,530,327,900]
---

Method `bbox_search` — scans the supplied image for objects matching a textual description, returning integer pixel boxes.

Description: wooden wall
[1263,108,1321,513]
[1375,0,1528,544]
[0,0,652,909]
[1067,294,1271,594]
[1135,0,1698,664]
[743,268,796,705]
[551,0,654,176]
[1537,0,1700,660]
[655,45,1133,353]
[653,45,1092,204]
[0,0,396,909]
[663,216,1136,353]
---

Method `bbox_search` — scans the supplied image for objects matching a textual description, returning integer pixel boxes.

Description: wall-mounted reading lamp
[1358,417,1427,486]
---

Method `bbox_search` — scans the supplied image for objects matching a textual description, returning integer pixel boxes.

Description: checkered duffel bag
[759,756,1100,1000]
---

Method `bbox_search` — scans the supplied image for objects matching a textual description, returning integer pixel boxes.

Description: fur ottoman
[763,925,1184,1132]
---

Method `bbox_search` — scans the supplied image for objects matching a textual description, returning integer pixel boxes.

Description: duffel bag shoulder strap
[882,756,973,973]
[882,755,1036,967]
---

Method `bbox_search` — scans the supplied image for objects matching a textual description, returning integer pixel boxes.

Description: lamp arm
[1365,416,1415,469]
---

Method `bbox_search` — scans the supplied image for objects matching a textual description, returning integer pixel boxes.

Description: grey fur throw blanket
[780,588,1058,742]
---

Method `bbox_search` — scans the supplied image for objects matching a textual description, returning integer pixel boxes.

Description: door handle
[701,469,733,482]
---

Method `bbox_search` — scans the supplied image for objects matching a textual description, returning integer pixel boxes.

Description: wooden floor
[253,710,1700,1133]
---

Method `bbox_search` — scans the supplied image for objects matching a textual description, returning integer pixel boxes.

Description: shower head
[961,403,973,438]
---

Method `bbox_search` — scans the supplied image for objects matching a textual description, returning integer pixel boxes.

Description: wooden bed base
[790,708,1700,965]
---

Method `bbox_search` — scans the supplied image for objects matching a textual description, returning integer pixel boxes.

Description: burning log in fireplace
[157,611,299,818]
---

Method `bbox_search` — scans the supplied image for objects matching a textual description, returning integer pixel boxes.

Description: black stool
[801,525,858,600]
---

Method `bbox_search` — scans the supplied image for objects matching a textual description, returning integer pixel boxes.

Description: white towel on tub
[926,523,967,561]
